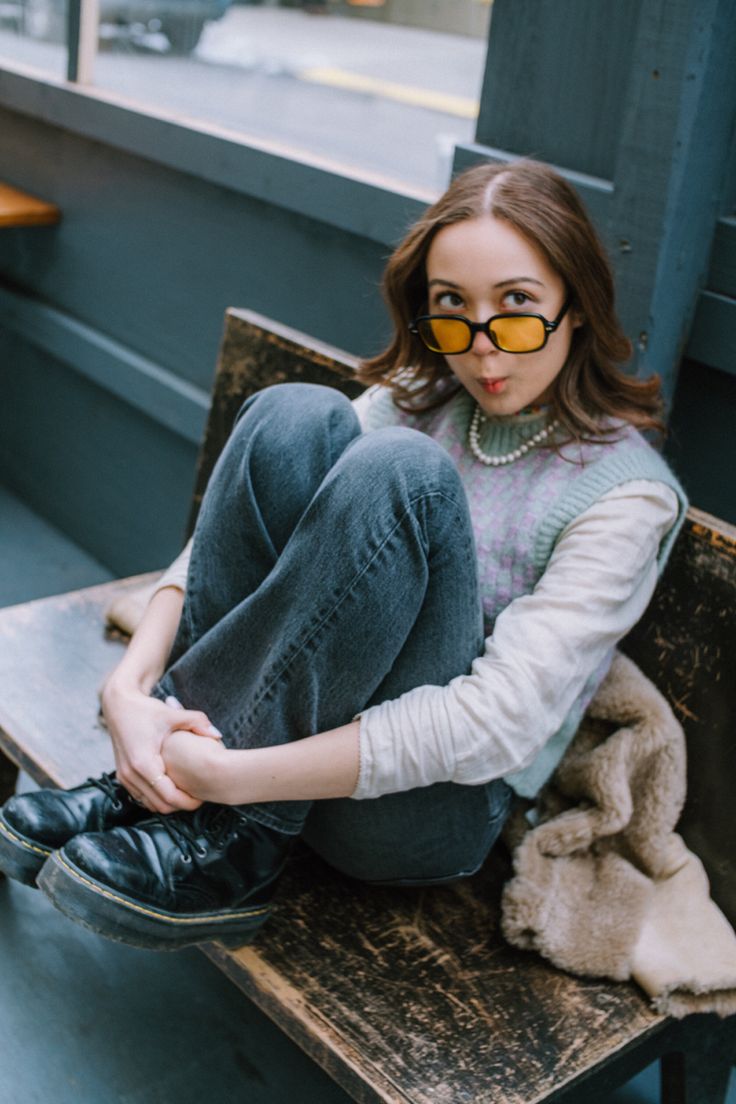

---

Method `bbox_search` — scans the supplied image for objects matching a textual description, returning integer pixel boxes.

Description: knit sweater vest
[360,386,688,796]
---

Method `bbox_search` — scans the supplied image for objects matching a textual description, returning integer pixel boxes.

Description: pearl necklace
[468,405,560,467]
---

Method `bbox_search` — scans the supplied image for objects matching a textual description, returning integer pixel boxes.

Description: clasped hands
[101,678,227,814]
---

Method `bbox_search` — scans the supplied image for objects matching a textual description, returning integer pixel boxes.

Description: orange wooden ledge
[0,182,60,227]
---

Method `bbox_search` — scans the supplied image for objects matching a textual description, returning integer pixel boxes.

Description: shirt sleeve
[152,539,192,596]
[350,386,375,429]
[352,480,680,800]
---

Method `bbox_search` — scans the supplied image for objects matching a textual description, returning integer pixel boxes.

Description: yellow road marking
[298,66,479,119]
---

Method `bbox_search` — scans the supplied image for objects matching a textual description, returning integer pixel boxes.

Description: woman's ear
[571,308,585,330]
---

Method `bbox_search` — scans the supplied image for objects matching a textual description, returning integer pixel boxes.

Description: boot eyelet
[195,846,207,858]
[181,853,192,864]
[111,800,123,812]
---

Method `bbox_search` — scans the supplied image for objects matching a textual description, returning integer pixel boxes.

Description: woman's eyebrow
[494,277,544,288]
[427,278,462,288]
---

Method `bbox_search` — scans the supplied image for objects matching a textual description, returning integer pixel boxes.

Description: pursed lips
[479,377,508,393]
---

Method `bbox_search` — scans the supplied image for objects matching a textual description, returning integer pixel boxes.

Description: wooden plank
[0,182,60,227]
[0,337,198,577]
[0,574,157,788]
[205,849,664,1104]
[0,68,427,246]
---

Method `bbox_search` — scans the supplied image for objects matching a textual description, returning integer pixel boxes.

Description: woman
[0,160,686,950]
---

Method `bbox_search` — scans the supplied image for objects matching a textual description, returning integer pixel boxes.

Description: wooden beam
[0,182,60,227]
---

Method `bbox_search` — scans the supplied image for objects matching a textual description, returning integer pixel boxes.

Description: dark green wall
[0,330,196,572]
[0,107,397,574]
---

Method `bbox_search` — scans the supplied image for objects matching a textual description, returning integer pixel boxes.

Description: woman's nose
[471,325,495,354]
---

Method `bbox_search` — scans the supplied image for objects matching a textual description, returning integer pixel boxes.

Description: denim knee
[340,426,464,500]
[235,382,359,442]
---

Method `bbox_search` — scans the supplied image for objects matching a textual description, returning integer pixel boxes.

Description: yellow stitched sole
[0,817,53,858]
[53,851,270,927]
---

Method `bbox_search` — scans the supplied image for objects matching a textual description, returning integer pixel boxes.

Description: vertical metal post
[608,0,736,405]
[67,0,99,84]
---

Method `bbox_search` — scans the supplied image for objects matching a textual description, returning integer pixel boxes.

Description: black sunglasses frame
[409,296,572,355]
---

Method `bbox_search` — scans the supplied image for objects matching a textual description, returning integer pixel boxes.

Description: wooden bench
[0,307,734,1104]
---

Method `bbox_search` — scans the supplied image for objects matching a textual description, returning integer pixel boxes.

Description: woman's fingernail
[165,695,184,710]
[207,724,223,739]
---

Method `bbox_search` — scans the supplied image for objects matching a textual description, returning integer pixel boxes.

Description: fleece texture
[501,651,736,1017]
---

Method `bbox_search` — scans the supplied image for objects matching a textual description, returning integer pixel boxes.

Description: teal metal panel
[0,330,197,574]
[686,291,736,375]
[708,217,736,299]
[608,0,736,402]
[0,286,209,444]
[477,0,640,180]
[0,107,394,392]
[452,143,614,238]
[0,66,429,247]
[0,485,112,605]
[0,92,404,571]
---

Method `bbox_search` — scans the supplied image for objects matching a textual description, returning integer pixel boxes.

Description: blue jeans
[157,384,511,884]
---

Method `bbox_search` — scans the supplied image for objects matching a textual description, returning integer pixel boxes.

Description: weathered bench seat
[0,309,734,1103]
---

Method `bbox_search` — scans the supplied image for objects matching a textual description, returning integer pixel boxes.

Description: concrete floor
[1,483,734,1104]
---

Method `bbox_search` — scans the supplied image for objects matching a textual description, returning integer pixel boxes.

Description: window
[2,0,490,195]
[0,0,68,77]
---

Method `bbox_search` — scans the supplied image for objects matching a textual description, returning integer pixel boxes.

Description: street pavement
[0,5,486,192]
[198,6,484,111]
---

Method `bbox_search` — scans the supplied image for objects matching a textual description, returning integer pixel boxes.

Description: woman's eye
[436,291,464,310]
[504,291,531,309]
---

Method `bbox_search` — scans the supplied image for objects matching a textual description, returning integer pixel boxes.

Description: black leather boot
[37,804,293,950]
[0,773,149,886]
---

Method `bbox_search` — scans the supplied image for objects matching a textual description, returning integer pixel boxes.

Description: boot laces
[154,805,245,863]
[87,771,124,812]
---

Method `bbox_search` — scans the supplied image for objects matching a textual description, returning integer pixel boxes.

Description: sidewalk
[197,5,486,117]
[0,5,487,191]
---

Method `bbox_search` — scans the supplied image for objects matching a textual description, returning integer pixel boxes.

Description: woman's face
[424,216,578,417]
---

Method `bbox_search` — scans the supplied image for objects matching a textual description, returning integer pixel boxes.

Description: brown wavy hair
[359,160,664,442]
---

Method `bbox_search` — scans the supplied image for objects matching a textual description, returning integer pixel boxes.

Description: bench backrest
[193,307,736,929]
[623,509,736,927]
[187,309,362,535]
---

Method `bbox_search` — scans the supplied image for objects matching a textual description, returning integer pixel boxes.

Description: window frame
[0,51,433,249]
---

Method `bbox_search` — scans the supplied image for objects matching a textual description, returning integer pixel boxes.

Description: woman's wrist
[162,722,361,807]
[215,722,361,806]
[102,664,156,704]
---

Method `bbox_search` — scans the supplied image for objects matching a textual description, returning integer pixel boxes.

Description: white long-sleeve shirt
[154,396,680,801]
